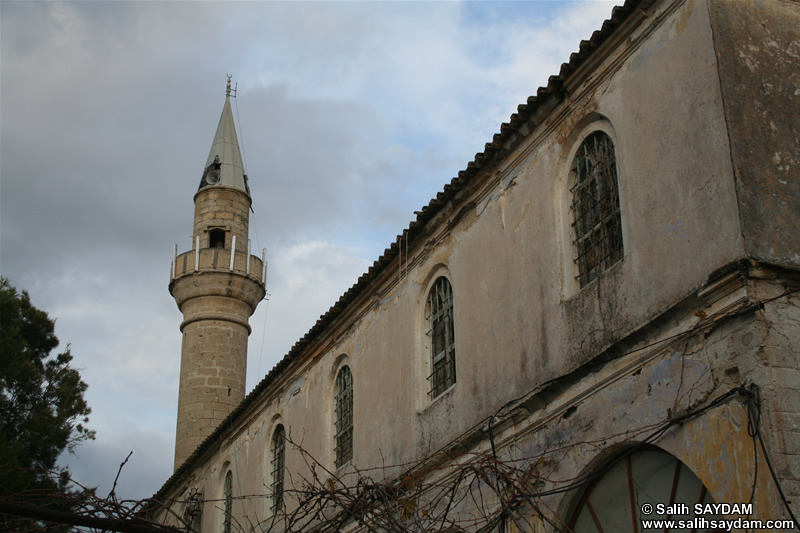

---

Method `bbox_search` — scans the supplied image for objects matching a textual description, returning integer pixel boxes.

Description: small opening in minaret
[227,387,231,397]
[210,229,225,248]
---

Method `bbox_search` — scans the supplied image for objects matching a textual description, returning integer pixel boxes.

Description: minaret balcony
[170,247,266,288]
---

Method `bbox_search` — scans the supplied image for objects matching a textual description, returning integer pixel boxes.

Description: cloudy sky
[1,0,615,502]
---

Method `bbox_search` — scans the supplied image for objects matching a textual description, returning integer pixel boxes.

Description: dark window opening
[210,229,226,249]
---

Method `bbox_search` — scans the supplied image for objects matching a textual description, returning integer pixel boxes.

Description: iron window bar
[270,425,286,514]
[426,277,456,398]
[334,366,353,468]
[570,132,623,287]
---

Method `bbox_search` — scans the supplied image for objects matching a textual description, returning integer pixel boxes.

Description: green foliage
[0,277,95,502]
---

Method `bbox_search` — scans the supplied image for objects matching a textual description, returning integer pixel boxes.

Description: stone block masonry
[170,267,264,468]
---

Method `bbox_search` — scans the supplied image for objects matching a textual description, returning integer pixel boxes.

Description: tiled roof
[154,0,643,500]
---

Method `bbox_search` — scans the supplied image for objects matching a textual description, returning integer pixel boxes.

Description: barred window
[426,277,455,398]
[222,470,233,533]
[270,425,286,514]
[334,366,353,468]
[571,131,623,287]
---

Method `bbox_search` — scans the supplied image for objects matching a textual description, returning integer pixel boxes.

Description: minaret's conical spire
[198,75,250,195]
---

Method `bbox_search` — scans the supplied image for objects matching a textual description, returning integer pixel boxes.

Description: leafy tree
[0,278,95,511]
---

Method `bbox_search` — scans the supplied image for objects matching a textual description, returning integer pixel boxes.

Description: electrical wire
[231,84,270,382]
[233,89,248,176]
[256,296,270,380]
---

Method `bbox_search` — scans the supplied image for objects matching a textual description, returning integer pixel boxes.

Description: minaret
[169,77,266,469]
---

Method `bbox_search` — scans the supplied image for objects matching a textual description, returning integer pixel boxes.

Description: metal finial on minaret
[225,74,237,98]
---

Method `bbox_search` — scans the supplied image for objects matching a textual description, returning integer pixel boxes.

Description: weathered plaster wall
[709,0,800,267]
[535,275,799,528]
[409,0,743,453]
[401,275,798,529]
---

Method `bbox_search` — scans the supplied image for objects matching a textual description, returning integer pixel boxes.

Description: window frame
[270,424,286,515]
[333,365,353,468]
[425,276,456,399]
[569,130,624,288]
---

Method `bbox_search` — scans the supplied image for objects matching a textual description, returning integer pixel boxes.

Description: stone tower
[169,78,266,469]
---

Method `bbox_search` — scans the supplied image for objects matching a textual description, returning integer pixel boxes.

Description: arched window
[222,470,233,533]
[571,131,623,287]
[270,425,286,514]
[334,365,353,468]
[426,277,455,398]
[568,447,715,532]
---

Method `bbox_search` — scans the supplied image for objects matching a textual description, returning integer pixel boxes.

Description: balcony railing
[171,236,267,286]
